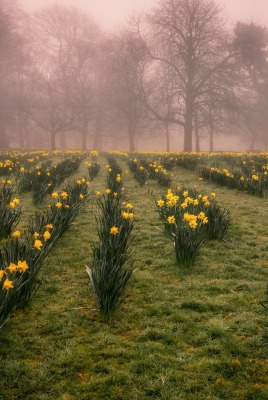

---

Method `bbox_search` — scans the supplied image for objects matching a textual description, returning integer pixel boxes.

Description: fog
[1,0,268,152]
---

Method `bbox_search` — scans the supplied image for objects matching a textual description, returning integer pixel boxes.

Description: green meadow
[0,152,267,400]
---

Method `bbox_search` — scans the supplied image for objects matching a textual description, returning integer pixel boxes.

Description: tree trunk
[209,117,214,152]
[129,133,135,152]
[20,113,30,149]
[0,119,9,149]
[50,130,56,150]
[59,131,66,149]
[184,98,193,152]
[93,114,102,151]
[194,115,200,152]
[164,122,170,152]
[81,130,87,150]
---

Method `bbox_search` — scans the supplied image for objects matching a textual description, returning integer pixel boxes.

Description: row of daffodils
[124,152,268,197]
[86,157,134,321]
[0,178,90,331]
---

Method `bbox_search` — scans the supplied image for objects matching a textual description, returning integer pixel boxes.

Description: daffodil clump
[48,178,90,235]
[157,186,230,241]
[156,187,230,267]
[147,160,173,187]
[0,185,21,239]
[0,219,56,329]
[0,259,30,329]
[126,155,173,187]
[106,157,124,195]
[86,169,134,321]
[86,161,101,181]
[127,158,148,186]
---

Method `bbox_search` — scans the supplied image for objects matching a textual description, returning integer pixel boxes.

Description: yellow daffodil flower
[34,240,43,250]
[43,231,51,241]
[110,226,119,235]
[6,263,17,273]
[0,270,6,280]
[17,260,29,273]
[157,199,165,207]
[3,278,14,290]
[45,224,53,230]
[12,230,21,238]
[61,191,68,200]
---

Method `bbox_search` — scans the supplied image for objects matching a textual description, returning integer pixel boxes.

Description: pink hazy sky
[20,0,268,30]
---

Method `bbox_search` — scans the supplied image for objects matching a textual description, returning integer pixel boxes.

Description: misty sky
[20,0,268,30]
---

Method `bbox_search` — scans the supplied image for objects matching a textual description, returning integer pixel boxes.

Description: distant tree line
[1,0,268,151]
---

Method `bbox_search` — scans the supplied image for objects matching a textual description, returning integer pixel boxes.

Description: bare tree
[0,0,28,148]
[234,22,268,149]
[29,4,101,150]
[107,30,149,151]
[134,0,236,151]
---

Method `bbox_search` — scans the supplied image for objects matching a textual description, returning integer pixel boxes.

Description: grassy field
[0,153,268,399]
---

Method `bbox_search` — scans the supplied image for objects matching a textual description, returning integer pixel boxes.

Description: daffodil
[105,189,111,194]
[43,231,51,241]
[110,226,119,235]
[189,220,197,229]
[51,192,58,198]
[3,278,14,290]
[61,191,68,200]
[157,199,165,207]
[198,212,206,220]
[17,260,29,273]
[0,270,6,280]
[6,263,17,273]
[167,215,175,224]
[45,224,53,230]
[34,240,43,250]
[12,230,21,238]
[55,202,62,208]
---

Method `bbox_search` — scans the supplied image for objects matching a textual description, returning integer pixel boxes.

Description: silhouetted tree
[0,0,27,148]
[134,0,236,151]
[234,22,268,149]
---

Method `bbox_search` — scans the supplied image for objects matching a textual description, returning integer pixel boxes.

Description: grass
[0,153,268,399]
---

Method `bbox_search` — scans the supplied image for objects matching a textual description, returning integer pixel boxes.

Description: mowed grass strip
[0,154,267,400]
